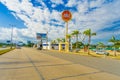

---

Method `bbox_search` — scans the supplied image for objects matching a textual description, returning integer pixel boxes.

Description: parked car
[37,44,42,50]
[96,50,109,56]
[2,45,6,48]
[16,45,21,49]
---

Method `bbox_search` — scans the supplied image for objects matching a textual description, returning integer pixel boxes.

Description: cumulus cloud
[0,0,120,44]
[0,27,11,41]
[50,0,63,5]
[66,0,78,7]
[50,0,64,8]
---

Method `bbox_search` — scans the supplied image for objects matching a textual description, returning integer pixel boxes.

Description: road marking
[24,53,45,80]
[51,71,103,80]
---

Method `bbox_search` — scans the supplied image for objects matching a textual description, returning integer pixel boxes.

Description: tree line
[51,29,120,56]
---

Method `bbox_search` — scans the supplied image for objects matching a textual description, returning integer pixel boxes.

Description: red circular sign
[62,10,72,22]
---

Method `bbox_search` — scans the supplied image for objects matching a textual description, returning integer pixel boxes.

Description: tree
[83,29,96,54]
[56,38,61,43]
[27,41,34,47]
[109,36,119,56]
[66,34,72,43]
[97,42,106,50]
[72,30,80,49]
[61,38,65,42]
[51,40,57,44]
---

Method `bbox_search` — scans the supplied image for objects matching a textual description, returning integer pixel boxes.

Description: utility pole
[9,24,15,49]
[46,31,48,50]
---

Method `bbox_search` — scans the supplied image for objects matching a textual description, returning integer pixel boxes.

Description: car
[2,45,6,48]
[16,45,21,49]
[96,50,109,56]
[37,44,43,50]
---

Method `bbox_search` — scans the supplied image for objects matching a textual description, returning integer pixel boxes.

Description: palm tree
[66,34,72,43]
[72,30,80,49]
[61,38,65,42]
[83,29,96,54]
[66,34,72,50]
[109,36,119,56]
[56,38,61,43]
[51,40,56,44]
[97,42,105,50]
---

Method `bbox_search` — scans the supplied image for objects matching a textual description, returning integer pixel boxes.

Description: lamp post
[9,24,15,49]
[46,27,50,50]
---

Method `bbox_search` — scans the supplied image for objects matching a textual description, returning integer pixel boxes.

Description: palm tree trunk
[76,35,78,49]
[114,47,117,56]
[88,36,91,55]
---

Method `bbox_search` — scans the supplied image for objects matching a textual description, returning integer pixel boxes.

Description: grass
[107,55,120,60]
[0,48,15,55]
[114,56,120,60]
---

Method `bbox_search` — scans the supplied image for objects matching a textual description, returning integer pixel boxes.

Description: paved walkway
[0,47,120,80]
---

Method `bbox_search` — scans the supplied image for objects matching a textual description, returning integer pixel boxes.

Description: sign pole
[62,10,72,52]
[65,22,69,52]
[65,22,68,42]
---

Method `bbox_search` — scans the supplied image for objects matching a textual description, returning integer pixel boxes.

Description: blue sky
[0,3,26,28]
[0,0,120,44]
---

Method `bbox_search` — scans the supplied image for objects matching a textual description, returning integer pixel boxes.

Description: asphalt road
[41,50,120,76]
[0,48,120,80]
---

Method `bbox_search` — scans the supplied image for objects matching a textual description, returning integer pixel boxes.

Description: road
[0,47,120,80]
[41,50,120,76]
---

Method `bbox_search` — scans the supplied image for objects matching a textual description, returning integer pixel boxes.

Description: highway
[0,47,119,80]
[41,50,120,76]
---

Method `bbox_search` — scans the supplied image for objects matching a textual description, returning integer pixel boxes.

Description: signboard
[62,10,72,22]
[36,33,47,40]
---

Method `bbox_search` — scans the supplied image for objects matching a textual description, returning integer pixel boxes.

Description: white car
[16,45,21,49]
[2,45,6,48]
[96,50,109,56]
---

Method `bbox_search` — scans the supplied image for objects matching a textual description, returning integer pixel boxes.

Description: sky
[0,0,120,44]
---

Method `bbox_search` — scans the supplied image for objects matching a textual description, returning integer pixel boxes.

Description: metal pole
[10,25,13,49]
[46,31,48,50]
[65,22,68,42]
[65,22,69,52]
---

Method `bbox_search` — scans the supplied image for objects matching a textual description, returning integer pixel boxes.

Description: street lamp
[9,24,15,49]
[46,28,49,50]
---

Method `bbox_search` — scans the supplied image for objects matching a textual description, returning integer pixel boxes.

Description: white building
[42,42,72,50]
[42,42,51,50]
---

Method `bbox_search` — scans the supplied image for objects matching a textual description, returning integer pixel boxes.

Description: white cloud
[0,27,11,41]
[0,27,31,43]
[50,0,63,5]
[90,0,104,8]
[51,3,56,8]
[35,0,47,9]
[50,0,64,8]
[0,0,120,44]
[66,0,77,7]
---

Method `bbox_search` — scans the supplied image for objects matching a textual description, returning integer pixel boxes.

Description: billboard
[36,33,47,40]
